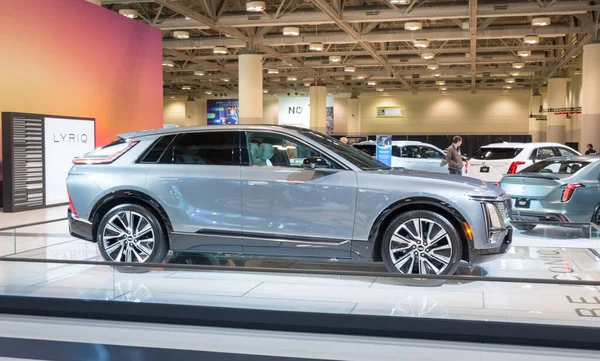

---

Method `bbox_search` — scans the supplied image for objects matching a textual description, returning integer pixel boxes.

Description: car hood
[372,168,503,195]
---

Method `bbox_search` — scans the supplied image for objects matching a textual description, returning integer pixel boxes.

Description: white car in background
[354,140,452,173]
[467,142,580,183]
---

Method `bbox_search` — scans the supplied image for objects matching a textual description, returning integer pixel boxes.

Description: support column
[238,54,263,124]
[547,78,568,144]
[529,94,544,143]
[309,85,327,133]
[581,43,600,151]
[347,98,361,136]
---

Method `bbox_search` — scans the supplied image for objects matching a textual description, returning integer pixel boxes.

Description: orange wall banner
[0,0,163,147]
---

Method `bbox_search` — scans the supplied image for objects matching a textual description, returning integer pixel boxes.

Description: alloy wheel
[102,211,155,263]
[389,218,453,275]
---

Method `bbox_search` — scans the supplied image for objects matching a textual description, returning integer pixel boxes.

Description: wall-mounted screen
[207,99,239,125]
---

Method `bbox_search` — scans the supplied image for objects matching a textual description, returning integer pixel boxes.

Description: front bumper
[471,227,513,264]
[68,208,94,242]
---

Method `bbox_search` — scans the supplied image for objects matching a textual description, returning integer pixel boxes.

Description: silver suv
[67,125,512,275]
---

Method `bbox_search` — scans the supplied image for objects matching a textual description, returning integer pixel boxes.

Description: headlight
[482,202,508,244]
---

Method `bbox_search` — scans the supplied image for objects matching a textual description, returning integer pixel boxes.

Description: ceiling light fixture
[504,85,512,89]
[221,78,230,82]
[356,75,366,79]
[287,75,297,81]
[194,71,204,76]
[439,87,448,91]
[263,89,269,93]
[118,9,139,18]
[532,17,551,26]
[505,78,515,83]
[344,66,356,73]
[518,50,531,57]
[574,68,582,75]
[309,42,324,51]
[267,68,279,74]
[436,80,445,86]
[513,62,525,69]
[304,82,312,87]
[427,64,439,70]
[182,85,192,90]
[173,31,190,39]
[246,0,266,12]
[376,87,385,92]
[433,73,441,77]
[283,27,300,36]
[524,35,540,45]
[162,60,175,67]
[391,0,410,4]
[184,16,191,20]
[329,55,342,63]
[367,80,377,86]
[404,22,422,31]
[510,71,520,76]
[413,39,430,48]
[205,91,212,95]
[213,46,227,54]
[421,52,435,60]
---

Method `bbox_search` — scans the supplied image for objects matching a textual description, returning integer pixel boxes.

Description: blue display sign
[376,135,392,166]
[207,99,239,125]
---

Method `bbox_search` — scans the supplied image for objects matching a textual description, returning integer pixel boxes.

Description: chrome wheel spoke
[427,252,450,266]
[132,248,145,263]
[103,211,155,263]
[136,225,152,239]
[106,221,127,236]
[105,242,123,257]
[135,241,154,256]
[431,244,451,253]
[424,258,441,275]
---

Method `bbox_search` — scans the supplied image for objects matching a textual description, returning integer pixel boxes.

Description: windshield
[473,147,523,160]
[300,131,391,171]
[521,160,590,175]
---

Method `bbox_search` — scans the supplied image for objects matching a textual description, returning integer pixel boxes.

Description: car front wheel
[381,210,463,275]
[97,204,168,265]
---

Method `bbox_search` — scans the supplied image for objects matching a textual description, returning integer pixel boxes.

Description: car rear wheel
[512,223,537,232]
[381,210,462,275]
[97,204,169,266]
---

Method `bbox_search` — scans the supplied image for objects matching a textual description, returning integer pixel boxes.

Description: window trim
[136,135,177,164]
[242,130,348,170]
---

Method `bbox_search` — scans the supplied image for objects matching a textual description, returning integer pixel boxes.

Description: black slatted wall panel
[2,113,45,212]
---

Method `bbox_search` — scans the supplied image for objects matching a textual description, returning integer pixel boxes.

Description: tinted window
[522,160,590,175]
[354,144,376,156]
[392,146,401,158]
[422,146,444,159]
[402,146,423,158]
[473,148,523,160]
[557,147,578,157]
[171,132,235,165]
[299,130,390,171]
[141,135,175,163]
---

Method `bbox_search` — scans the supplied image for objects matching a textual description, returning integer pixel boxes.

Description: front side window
[166,132,235,165]
[421,146,444,159]
[246,132,340,169]
[402,146,423,159]
[534,147,558,159]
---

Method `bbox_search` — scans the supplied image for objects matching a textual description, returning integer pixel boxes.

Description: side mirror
[303,157,330,170]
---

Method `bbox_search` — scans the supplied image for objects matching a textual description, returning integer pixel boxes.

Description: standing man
[445,136,464,175]
[585,144,597,155]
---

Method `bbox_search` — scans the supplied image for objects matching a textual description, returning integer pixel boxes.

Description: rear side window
[557,147,578,157]
[473,148,523,160]
[140,135,175,163]
[522,160,590,175]
[170,132,235,165]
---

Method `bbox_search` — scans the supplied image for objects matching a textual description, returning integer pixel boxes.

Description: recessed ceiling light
[518,50,531,57]
[532,17,551,26]
[283,27,300,36]
[367,80,377,86]
[427,64,439,70]
[194,71,204,76]
[413,39,430,48]
[118,9,139,18]
[356,75,366,79]
[433,73,441,77]
[184,16,191,20]
[436,80,445,85]
[421,52,435,60]
[173,31,190,39]
[376,87,385,92]
[504,85,512,89]
[513,62,525,69]
[182,85,192,90]
[510,71,520,76]
[287,75,297,81]
[524,35,540,45]
[439,87,448,91]
[162,60,175,67]
[329,55,342,63]
[267,68,279,74]
[404,22,422,31]
[505,78,515,83]
[205,91,212,95]
[344,66,356,73]
[309,42,324,51]
[246,0,266,12]
[213,46,227,54]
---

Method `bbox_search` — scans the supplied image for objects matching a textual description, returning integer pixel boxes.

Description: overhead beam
[310,0,414,91]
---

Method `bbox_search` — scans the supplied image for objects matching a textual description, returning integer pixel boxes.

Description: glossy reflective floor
[1,206,600,328]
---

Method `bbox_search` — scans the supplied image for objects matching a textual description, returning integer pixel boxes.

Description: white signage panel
[44,117,95,205]
[278,97,310,128]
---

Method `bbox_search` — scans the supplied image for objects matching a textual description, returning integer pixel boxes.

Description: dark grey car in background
[500,156,600,231]
[67,125,512,275]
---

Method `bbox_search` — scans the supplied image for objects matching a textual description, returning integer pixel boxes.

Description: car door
[421,145,447,173]
[240,130,357,258]
[400,145,429,171]
[146,131,242,253]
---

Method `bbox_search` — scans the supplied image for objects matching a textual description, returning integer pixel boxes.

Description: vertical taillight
[561,184,583,202]
[507,161,525,174]
[68,192,77,218]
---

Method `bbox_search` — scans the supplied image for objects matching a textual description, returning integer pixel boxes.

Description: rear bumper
[471,228,513,264]
[68,208,94,242]
[511,211,569,224]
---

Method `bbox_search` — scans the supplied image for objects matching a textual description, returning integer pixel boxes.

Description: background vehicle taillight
[465,161,468,174]
[507,161,525,174]
[561,183,583,202]
[73,141,138,165]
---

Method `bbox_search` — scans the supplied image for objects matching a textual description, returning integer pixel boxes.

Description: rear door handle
[157,177,179,181]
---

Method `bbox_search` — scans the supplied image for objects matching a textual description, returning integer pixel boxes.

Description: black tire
[512,223,537,232]
[96,203,169,271]
[381,210,463,275]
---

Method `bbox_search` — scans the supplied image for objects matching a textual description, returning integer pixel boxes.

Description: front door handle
[248,181,268,186]
[157,177,179,181]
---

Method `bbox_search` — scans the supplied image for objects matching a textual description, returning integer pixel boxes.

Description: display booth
[2,112,95,212]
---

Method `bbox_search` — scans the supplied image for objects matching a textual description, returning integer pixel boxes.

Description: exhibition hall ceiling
[100,0,597,95]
